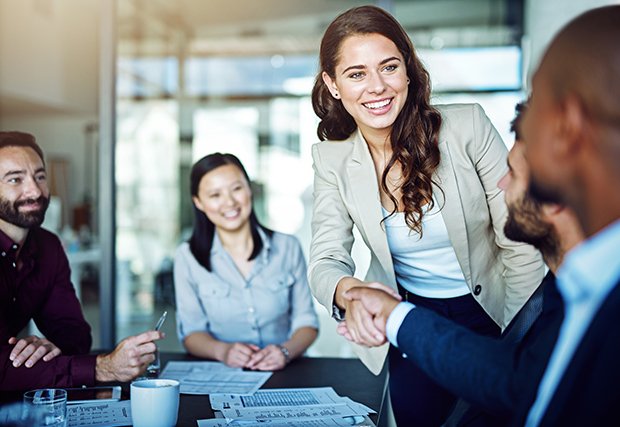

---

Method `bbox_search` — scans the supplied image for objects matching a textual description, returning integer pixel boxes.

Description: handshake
[336,280,403,348]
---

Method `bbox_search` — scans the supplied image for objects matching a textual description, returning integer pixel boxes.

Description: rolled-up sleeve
[288,239,320,336]
[173,244,210,343]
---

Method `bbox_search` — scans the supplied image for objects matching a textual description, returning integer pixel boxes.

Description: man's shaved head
[522,6,620,236]
[541,6,620,133]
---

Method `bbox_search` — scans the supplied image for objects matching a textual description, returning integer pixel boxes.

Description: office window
[116,100,180,340]
[185,55,317,97]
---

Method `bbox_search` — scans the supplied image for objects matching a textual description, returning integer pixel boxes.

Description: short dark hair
[510,102,527,141]
[0,131,45,163]
[188,152,272,272]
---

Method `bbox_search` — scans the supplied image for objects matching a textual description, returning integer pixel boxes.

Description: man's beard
[505,192,558,256]
[528,175,564,205]
[0,195,49,228]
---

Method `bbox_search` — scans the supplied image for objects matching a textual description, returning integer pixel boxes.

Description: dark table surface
[0,353,388,426]
[160,353,388,426]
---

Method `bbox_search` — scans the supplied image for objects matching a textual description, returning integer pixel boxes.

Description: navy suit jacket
[512,279,620,426]
[395,272,562,422]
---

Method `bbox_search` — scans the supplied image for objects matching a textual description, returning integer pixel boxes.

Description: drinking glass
[23,389,67,427]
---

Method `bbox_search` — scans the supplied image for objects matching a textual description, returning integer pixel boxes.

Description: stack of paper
[160,361,272,395]
[199,387,376,426]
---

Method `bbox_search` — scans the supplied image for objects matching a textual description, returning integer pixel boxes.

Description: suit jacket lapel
[346,130,394,281]
[434,139,472,283]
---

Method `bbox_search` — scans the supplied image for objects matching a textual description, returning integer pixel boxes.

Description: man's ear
[542,203,564,215]
[557,95,587,157]
[322,72,340,98]
[542,203,563,218]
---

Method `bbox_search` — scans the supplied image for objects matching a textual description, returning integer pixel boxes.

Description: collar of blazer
[345,130,472,286]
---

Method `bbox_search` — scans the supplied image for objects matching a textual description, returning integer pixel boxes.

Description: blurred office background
[0,0,615,355]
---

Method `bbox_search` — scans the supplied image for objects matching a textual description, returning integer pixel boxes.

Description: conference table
[0,353,388,426]
[157,352,388,426]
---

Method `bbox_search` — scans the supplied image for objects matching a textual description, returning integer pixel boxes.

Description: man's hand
[336,319,386,344]
[95,331,163,382]
[342,287,401,341]
[336,278,401,347]
[246,345,287,371]
[222,343,260,369]
[8,336,62,368]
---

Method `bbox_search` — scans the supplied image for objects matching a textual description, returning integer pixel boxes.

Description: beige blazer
[308,103,545,375]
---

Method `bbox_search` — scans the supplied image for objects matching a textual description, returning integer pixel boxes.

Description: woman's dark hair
[188,152,272,271]
[311,5,443,234]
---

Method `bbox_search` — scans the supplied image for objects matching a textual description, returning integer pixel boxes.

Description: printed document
[198,415,376,426]
[66,400,132,427]
[207,387,376,425]
[160,360,272,395]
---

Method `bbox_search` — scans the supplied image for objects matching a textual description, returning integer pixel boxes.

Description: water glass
[23,389,67,427]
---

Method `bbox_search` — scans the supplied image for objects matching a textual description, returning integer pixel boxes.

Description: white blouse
[383,203,470,299]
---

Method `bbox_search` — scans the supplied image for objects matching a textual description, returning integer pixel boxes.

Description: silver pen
[154,311,168,331]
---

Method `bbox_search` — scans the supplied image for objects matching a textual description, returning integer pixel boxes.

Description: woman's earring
[407,78,411,84]
[334,92,340,99]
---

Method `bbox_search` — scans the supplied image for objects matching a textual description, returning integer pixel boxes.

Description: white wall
[0,0,100,112]
[0,0,100,226]
[524,0,619,85]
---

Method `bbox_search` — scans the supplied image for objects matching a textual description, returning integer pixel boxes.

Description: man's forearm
[0,346,96,391]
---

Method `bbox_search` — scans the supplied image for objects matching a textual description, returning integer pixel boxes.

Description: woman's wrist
[214,341,231,362]
[276,344,291,364]
[335,277,360,310]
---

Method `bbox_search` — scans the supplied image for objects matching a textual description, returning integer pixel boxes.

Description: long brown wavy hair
[311,5,443,234]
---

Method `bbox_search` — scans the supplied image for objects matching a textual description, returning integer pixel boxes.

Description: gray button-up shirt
[174,230,319,347]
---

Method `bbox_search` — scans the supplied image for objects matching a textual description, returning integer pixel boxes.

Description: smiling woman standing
[308,6,544,425]
[174,153,318,371]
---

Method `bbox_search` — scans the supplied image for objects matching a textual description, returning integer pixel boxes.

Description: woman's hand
[222,342,260,368]
[246,345,287,371]
[335,278,400,347]
[338,286,403,345]
[8,335,62,368]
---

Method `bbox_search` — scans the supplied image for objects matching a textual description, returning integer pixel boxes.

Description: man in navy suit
[516,6,620,426]
[345,6,620,426]
[341,107,584,424]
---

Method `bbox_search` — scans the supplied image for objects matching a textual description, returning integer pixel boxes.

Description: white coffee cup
[130,379,180,427]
